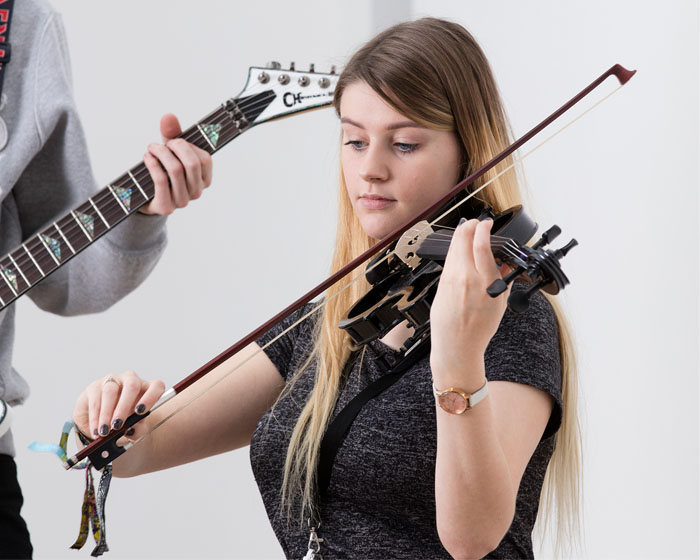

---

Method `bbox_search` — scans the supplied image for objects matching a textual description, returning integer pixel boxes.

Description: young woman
[73,18,579,559]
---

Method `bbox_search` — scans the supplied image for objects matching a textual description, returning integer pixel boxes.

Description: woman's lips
[359,194,395,210]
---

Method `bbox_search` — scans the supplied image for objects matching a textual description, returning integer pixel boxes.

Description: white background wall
[10,1,698,558]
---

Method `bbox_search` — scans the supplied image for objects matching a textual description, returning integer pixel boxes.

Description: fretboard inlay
[202,123,223,147]
[114,186,133,211]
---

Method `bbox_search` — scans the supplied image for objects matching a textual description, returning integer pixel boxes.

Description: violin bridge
[395,221,434,270]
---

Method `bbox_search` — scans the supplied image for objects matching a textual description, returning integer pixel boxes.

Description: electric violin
[338,204,577,351]
[65,63,635,475]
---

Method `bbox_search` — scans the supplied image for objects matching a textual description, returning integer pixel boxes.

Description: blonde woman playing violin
[74,18,579,559]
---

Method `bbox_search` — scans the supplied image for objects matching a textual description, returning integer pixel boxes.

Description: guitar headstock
[236,61,339,125]
[487,225,578,312]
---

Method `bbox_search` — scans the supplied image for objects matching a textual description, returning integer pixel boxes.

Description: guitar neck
[0,90,276,313]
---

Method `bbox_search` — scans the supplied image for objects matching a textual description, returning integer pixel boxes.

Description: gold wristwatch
[432,379,488,414]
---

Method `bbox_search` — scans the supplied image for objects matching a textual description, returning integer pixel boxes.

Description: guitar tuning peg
[265,61,281,69]
[554,238,578,260]
[289,61,296,71]
[309,63,315,72]
[330,65,337,75]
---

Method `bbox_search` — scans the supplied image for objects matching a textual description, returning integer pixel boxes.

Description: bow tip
[611,64,636,85]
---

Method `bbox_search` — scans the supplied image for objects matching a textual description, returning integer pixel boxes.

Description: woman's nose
[359,145,389,182]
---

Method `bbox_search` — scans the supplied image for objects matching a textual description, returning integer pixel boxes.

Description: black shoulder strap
[317,338,431,497]
[0,0,16,100]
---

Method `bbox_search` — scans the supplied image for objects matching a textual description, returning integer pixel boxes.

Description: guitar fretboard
[0,91,276,311]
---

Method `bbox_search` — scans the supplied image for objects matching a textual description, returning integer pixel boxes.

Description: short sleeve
[255,302,320,381]
[484,291,563,439]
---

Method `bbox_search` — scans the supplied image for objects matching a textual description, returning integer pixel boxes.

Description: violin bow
[67,63,635,470]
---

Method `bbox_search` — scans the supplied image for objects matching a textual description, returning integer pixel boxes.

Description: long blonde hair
[279,17,581,554]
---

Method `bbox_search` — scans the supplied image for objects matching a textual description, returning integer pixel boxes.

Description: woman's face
[340,81,463,240]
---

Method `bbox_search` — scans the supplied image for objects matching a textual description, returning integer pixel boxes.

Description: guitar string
[120,84,624,454]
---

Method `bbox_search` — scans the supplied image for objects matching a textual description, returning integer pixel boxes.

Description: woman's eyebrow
[340,117,425,131]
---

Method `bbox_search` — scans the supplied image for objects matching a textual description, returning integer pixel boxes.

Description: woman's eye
[344,140,366,150]
[395,142,418,153]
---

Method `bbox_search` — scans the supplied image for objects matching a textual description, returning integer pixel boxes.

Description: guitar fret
[128,171,148,200]
[54,222,76,255]
[89,197,110,228]
[7,254,30,287]
[107,185,129,214]
[197,124,216,152]
[72,211,93,240]
[23,243,45,277]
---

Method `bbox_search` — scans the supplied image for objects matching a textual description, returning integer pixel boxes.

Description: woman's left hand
[429,218,509,383]
[139,114,213,215]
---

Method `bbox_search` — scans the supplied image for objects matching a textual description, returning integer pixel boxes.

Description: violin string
[122,81,625,450]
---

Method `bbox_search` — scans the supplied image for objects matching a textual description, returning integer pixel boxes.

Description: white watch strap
[432,379,489,409]
[468,379,488,408]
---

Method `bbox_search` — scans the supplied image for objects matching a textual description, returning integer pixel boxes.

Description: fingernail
[93,428,98,438]
[135,404,146,415]
[112,418,123,430]
[458,217,467,226]
[125,428,135,437]
[99,424,109,436]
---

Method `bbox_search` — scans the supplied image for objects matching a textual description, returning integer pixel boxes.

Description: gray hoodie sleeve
[11,8,167,316]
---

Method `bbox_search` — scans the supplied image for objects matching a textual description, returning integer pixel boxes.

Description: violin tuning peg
[554,238,578,259]
[487,278,508,297]
[508,279,547,313]
[487,265,524,298]
[532,225,561,249]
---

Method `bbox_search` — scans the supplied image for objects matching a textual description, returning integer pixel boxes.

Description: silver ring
[102,375,122,389]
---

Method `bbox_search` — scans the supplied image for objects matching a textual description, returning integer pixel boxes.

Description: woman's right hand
[73,371,165,442]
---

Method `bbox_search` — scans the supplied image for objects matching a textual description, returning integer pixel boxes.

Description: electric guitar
[0,63,338,313]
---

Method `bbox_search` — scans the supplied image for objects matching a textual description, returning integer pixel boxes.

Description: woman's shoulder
[255,301,320,381]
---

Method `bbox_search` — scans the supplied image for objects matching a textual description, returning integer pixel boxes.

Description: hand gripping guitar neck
[0,63,339,314]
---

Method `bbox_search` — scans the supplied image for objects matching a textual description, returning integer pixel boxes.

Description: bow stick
[67,63,635,470]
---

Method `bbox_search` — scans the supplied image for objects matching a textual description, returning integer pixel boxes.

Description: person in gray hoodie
[0,0,213,556]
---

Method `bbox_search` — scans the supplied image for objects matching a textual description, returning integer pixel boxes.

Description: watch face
[438,390,468,414]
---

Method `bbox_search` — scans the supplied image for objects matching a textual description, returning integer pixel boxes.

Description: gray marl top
[252,291,562,559]
[0,0,167,456]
